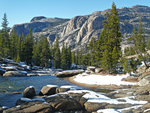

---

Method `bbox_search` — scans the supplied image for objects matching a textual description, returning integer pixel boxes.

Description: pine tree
[95,3,121,72]
[40,37,50,67]
[101,49,111,72]
[71,51,76,64]
[10,29,17,60]
[61,43,67,69]
[22,30,34,64]
[54,37,61,68]
[0,13,10,57]
[32,38,41,66]
[16,35,21,62]
[130,19,148,68]
[88,37,96,66]
[66,47,72,69]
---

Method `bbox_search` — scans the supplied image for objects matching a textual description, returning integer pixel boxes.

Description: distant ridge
[11,5,150,51]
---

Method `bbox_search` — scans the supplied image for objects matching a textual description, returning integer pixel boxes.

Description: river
[0,75,87,107]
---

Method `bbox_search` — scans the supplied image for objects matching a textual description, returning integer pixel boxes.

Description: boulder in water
[3,71,27,77]
[39,85,58,96]
[23,86,36,98]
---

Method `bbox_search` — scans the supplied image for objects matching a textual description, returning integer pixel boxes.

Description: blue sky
[0,0,150,28]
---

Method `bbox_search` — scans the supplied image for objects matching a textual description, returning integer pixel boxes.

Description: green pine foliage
[32,38,41,66]
[54,37,61,68]
[40,37,51,67]
[129,19,149,68]
[61,43,67,69]
[0,13,10,58]
[95,3,122,72]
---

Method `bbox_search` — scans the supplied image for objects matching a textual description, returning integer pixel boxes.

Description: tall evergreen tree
[61,43,67,69]
[129,19,148,68]
[66,47,72,69]
[40,37,50,67]
[71,51,76,64]
[54,37,61,68]
[0,13,10,57]
[22,30,34,64]
[32,38,41,66]
[95,3,122,72]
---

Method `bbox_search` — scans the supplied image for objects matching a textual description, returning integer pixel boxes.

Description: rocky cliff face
[11,5,150,51]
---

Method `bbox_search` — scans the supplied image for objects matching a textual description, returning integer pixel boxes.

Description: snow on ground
[60,85,82,90]
[68,89,147,113]
[73,73,137,86]
[97,109,120,113]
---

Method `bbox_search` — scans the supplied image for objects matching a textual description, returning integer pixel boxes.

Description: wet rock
[23,86,36,98]
[3,101,52,113]
[0,106,8,113]
[56,70,84,77]
[3,71,27,77]
[0,68,6,76]
[39,85,58,96]
[16,98,32,105]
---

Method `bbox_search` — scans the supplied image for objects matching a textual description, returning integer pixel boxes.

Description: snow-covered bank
[73,73,137,86]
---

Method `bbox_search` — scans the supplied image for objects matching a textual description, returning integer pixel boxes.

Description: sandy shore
[65,75,137,90]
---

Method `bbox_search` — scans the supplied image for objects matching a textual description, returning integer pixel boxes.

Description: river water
[0,75,86,107]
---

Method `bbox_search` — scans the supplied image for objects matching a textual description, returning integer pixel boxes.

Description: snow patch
[97,109,120,113]
[46,85,58,87]
[60,85,81,90]
[74,73,137,86]
[29,86,34,88]
[144,108,150,112]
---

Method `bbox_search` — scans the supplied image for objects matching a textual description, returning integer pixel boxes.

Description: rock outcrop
[55,70,84,77]
[11,5,150,51]
[3,84,148,113]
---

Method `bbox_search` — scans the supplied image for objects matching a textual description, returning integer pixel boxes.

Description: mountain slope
[11,5,150,51]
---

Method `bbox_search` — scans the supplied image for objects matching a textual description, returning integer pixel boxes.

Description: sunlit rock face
[11,5,150,51]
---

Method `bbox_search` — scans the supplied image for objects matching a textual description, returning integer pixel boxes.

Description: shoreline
[65,75,138,90]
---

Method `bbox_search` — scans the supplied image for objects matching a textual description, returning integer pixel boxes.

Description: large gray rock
[84,102,108,112]
[39,85,58,96]
[23,86,36,98]
[1,66,17,71]
[3,101,52,113]
[11,5,150,51]
[138,76,150,86]
[87,66,95,72]
[3,71,27,77]
[55,70,84,77]
[45,94,83,111]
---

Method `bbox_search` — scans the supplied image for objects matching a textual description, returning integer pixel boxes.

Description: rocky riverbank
[2,84,150,113]
[0,58,57,77]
